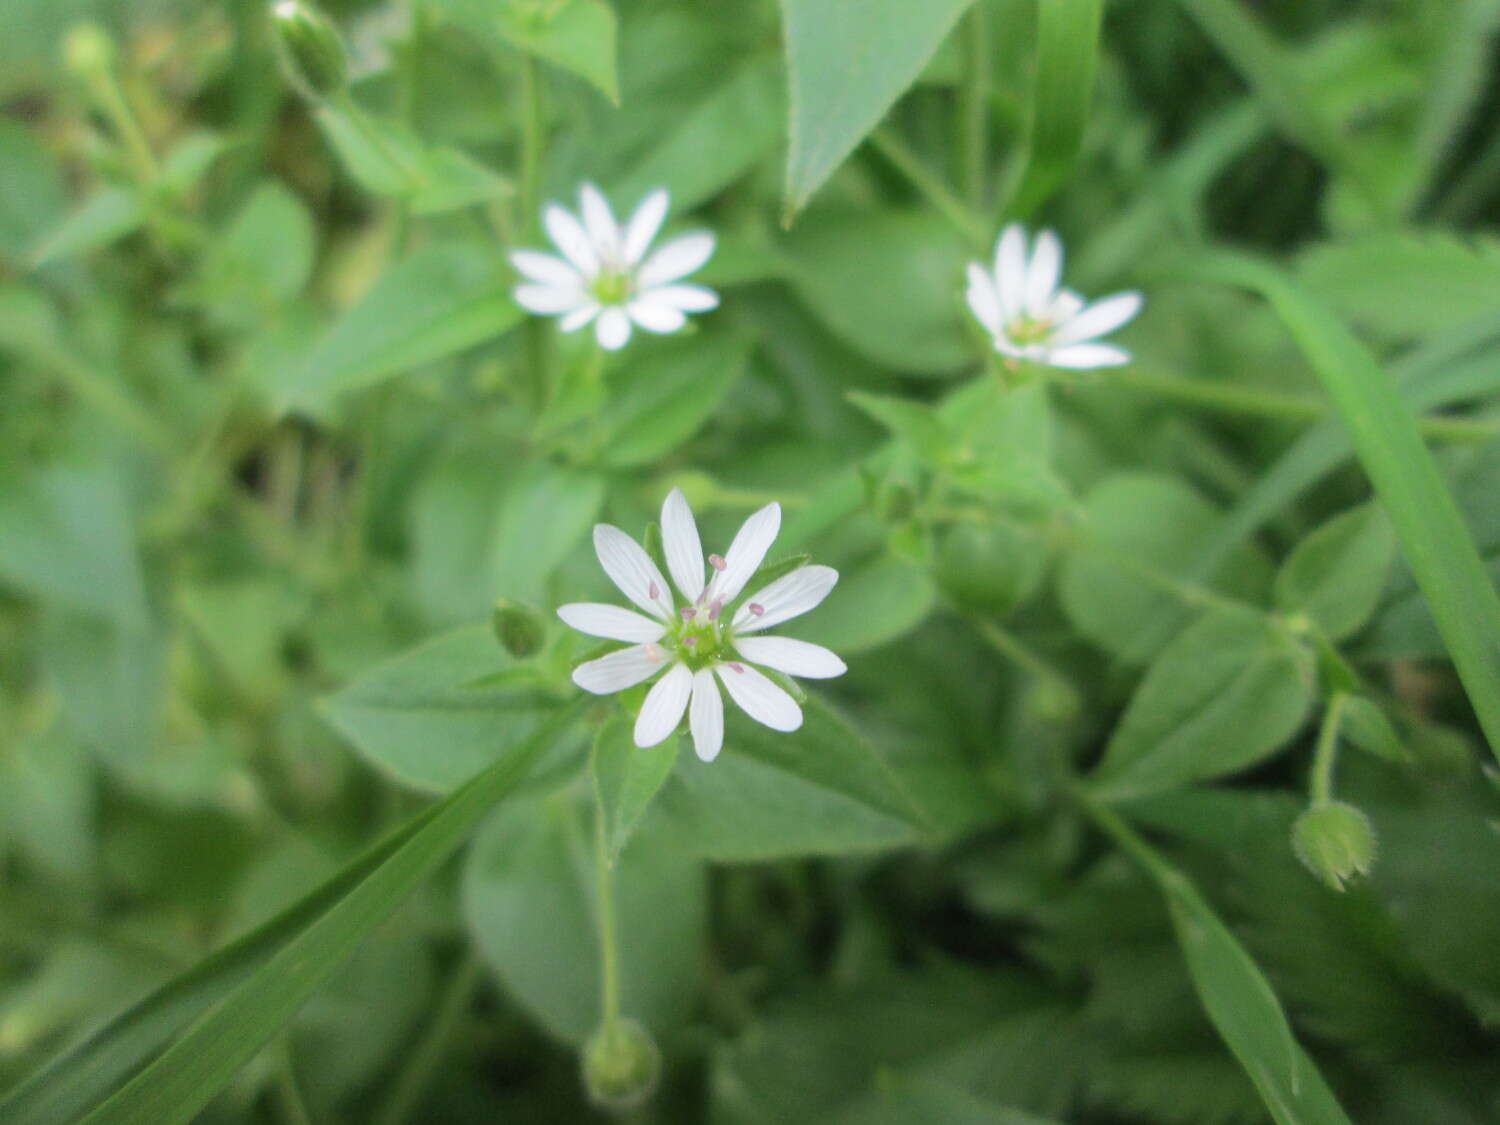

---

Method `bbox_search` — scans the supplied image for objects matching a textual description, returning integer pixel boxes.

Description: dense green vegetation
[2,1,1500,1122]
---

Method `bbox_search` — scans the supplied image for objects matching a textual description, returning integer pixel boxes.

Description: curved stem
[593,796,622,1035]
[1310,692,1348,807]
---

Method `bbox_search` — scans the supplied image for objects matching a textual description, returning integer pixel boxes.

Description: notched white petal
[1049,291,1143,347]
[623,188,670,264]
[593,523,672,619]
[635,662,692,747]
[1046,342,1131,369]
[995,223,1028,318]
[689,667,724,762]
[715,662,802,732]
[596,306,632,351]
[578,182,619,259]
[965,262,1003,336]
[645,283,719,312]
[711,501,781,604]
[638,231,715,288]
[627,297,688,334]
[510,250,579,287]
[1025,228,1063,315]
[735,636,847,679]
[557,603,666,643]
[661,487,706,603]
[559,303,601,333]
[573,644,664,694]
[733,564,838,632]
[543,204,599,276]
[514,284,585,315]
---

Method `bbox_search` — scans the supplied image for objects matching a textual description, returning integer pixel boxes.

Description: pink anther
[709,553,727,571]
[748,603,765,617]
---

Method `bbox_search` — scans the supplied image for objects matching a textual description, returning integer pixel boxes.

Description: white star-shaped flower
[511,184,719,352]
[558,489,846,761]
[965,223,1142,369]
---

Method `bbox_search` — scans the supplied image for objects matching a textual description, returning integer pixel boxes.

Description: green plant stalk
[74,702,584,1125]
[869,128,987,246]
[86,67,160,186]
[372,953,484,1125]
[958,2,992,208]
[1309,692,1347,807]
[594,796,623,1036]
[518,53,551,413]
[1197,252,1500,762]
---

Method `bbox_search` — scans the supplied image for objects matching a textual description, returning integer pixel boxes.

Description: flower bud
[581,1018,660,1113]
[270,0,348,100]
[1292,801,1376,891]
[63,22,115,81]
[492,598,545,659]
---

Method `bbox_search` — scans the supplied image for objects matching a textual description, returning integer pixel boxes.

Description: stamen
[748,603,765,617]
[648,581,659,600]
[679,606,695,620]
[644,642,663,663]
[683,635,697,648]
[727,662,745,673]
[709,554,727,572]
[708,599,723,621]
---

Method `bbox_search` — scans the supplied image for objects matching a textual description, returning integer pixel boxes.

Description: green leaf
[847,391,949,464]
[491,462,606,601]
[1274,504,1395,641]
[652,697,925,861]
[505,0,619,101]
[611,55,784,209]
[1059,473,1271,662]
[29,187,144,268]
[787,554,936,655]
[785,209,973,375]
[1092,607,1315,798]
[781,0,975,214]
[462,791,703,1043]
[594,335,750,466]
[68,704,578,1125]
[1085,797,1354,1125]
[179,182,315,319]
[1007,0,1104,216]
[1297,232,1500,342]
[277,242,520,409]
[1195,251,1500,763]
[592,719,678,864]
[1338,696,1408,764]
[320,626,584,793]
[0,116,64,262]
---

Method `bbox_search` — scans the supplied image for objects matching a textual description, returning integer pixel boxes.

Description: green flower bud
[270,0,348,100]
[63,22,115,81]
[1292,801,1376,891]
[581,1018,660,1113]
[492,598,545,659]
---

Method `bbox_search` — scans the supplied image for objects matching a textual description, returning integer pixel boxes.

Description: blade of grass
[7,701,583,1125]
[1192,252,1500,760]
[1004,0,1104,217]
[1078,788,1354,1125]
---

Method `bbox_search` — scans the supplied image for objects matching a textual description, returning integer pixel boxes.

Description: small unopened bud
[491,598,544,658]
[581,1018,660,1113]
[63,22,115,81]
[1292,801,1376,891]
[271,0,348,100]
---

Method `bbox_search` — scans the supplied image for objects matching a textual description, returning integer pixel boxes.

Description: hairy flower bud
[581,1018,660,1112]
[270,0,348,100]
[1292,801,1376,891]
[492,598,545,659]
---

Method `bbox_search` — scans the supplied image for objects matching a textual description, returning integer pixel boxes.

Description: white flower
[558,489,846,761]
[965,223,1142,369]
[511,184,719,352]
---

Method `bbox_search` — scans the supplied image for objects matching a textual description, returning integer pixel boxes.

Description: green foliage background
[2,0,1500,1122]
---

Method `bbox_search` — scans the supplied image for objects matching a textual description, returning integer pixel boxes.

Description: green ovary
[671,618,728,671]
[591,270,633,304]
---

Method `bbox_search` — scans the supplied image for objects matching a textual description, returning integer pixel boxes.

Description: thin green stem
[1309,692,1348,807]
[518,54,551,413]
[869,128,988,246]
[974,618,1069,690]
[373,953,483,1125]
[1071,782,1177,883]
[594,796,622,1035]
[91,70,159,185]
[958,3,992,208]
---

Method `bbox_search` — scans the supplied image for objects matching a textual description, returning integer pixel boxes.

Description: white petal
[559,302,601,333]
[1046,342,1131,369]
[709,502,780,605]
[638,231,715,288]
[1048,291,1143,347]
[593,524,673,619]
[557,603,666,643]
[965,262,1003,335]
[661,487,705,602]
[1024,229,1063,316]
[689,668,724,762]
[995,223,1028,319]
[514,284,585,315]
[543,204,599,276]
[509,250,579,287]
[596,306,632,351]
[622,188,670,264]
[716,662,802,732]
[627,297,688,334]
[733,565,838,632]
[578,182,620,261]
[635,662,692,747]
[643,283,719,312]
[1048,287,1085,323]
[735,636,847,679]
[573,644,666,694]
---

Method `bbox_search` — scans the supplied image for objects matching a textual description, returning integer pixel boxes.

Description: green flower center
[667,604,732,672]
[1008,313,1053,346]
[591,269,633,305]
